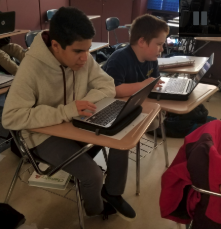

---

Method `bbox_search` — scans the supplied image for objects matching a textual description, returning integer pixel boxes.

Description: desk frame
[0,30,29,39]
[31,102,161,195]
[146,84,218,114]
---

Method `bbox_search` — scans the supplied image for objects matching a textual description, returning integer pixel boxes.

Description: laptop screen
[0,11,15,35]
[192,53,214,87]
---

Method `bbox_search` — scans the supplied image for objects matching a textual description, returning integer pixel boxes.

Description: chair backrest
[47,9,58,21]
[106,17,120,44]
[106,17,120,31]
[25,30,41,47]
[116,43,128,50]
[9,130,52,175]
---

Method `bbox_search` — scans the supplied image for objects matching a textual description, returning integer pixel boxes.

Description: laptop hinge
[186,80,193,93]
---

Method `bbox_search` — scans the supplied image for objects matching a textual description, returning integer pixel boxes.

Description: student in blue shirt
[102,14,169,130]
[102,14,169,98]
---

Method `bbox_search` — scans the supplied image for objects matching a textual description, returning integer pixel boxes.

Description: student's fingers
[154,85,161,89]
[157,81,164,86]
[154,82,163,89]
[86,103,97,111]
[75,101,96,111]
[78,110,93,117]
[159,79,165,84]
[86,101,97,109]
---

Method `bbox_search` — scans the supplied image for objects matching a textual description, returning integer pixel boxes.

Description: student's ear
[137,37,148,48]
[51,40,62,53]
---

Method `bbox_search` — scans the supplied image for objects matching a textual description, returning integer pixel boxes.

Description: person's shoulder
[107,45,135,66]
[110,45,132,59]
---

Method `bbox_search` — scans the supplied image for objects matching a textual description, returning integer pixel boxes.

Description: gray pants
[33,136,129,216]
[0,43,26,75]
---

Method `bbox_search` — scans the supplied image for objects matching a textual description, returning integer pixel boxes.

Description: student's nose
[160,45,164,53]
[80,51,88,61]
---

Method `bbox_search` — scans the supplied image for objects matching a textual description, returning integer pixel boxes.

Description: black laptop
[0,12,15,35]
[148,53,214,101]
[72,77,160,136]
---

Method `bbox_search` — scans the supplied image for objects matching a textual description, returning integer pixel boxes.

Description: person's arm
[115,78,155,98]
[103,57,137,98]
[80,54,116,103]
[2,59,80,131]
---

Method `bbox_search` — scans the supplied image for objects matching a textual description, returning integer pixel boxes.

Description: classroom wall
[132,0,148,21]
[1,0,148,47]
[1,0,70,47]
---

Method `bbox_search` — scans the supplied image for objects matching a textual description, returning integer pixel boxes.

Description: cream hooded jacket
[2,31,116,148]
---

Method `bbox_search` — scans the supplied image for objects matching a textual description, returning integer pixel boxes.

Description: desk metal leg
[136,141,140,196]
[160,111,169,168]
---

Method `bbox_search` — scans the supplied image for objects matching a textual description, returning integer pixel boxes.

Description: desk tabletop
[90,42,109,52]
[194,37,221,42]
[0,30,29,39]
[162,56,208,74]
[146,83,218,114]
[0,87,9,95]
[88,15,100,20]
[30,102,160,150]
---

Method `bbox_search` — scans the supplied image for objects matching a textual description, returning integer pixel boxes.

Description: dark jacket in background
[0,37,10,48]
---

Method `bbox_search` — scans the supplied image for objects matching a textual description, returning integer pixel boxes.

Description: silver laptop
[0,12,15,35]
[152,53,214,96]
[73,77,160,128]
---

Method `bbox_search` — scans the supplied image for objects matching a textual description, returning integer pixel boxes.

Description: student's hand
[75,101,97,117]
[155,79,165,89]
[142,77,165,89]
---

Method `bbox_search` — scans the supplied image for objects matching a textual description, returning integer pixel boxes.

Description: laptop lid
[0,12,15,34]
[111,77,160,126]
[187,53,214,94]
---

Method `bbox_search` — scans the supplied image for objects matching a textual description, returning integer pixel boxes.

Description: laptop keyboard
[86,100,126,126]
[165,78,188,93]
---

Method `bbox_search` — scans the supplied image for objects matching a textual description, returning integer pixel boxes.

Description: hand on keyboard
[143,77,165,89]
[75,101,97,117]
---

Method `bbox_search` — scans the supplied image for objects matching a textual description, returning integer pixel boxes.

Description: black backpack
[0,203,25,228]
[151,104,217,138]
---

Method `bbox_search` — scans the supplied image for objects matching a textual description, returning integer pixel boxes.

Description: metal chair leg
[187,220,193,229]
[154,129,157,147]
[102,147,108,166]
[159,111,169,168]
[75,177,85,229]
[136,141,140,196]
[5,158,24,204]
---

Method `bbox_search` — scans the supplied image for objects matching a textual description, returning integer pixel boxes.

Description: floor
[0,91,220,229]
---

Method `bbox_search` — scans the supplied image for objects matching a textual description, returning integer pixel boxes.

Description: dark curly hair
[49,7,95,49]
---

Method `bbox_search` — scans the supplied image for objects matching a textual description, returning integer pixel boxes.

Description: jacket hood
[26,31,63,71]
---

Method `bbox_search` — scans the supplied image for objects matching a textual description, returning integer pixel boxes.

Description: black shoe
[101,201,117,220]
[101,185,136,222]
[85,201,116,220]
